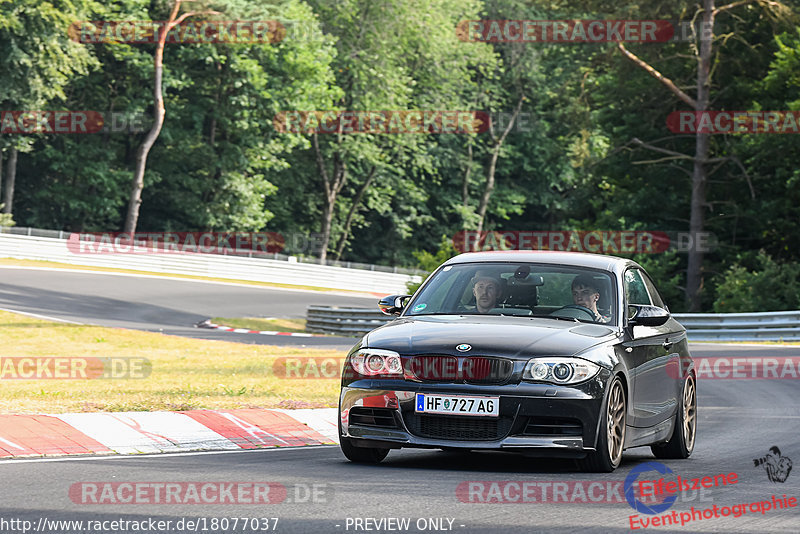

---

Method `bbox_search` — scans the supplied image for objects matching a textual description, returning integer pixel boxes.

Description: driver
[572,274,611,323]
[472,276,502,314]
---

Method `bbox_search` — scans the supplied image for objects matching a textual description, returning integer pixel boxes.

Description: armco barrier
[672,311,800,341]
[306,306,391,335]
[304,306,800,341]
[0,229,421,294]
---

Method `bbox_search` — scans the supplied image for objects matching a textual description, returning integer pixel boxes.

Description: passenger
[572,274,611,323]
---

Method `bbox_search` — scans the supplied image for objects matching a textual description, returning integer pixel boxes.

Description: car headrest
[502,281,538,309]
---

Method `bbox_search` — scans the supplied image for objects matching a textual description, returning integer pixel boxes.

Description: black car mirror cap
[627,304,670,327]
[378,295,411,316]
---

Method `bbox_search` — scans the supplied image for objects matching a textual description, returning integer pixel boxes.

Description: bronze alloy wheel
[606,378,626,466]
[651,374,697,459]
[683,376,697,452]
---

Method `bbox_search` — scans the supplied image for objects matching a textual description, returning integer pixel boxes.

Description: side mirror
[378,295,411,316]
[628,304,670,327]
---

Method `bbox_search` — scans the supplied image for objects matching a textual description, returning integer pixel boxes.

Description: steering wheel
[550,304,597,321]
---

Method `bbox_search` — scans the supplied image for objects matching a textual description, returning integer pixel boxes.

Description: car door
[641,270,688,410]
[623,268,676,428]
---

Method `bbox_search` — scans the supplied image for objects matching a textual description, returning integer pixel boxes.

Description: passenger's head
[472,276,502,313]
[571,274,601,314]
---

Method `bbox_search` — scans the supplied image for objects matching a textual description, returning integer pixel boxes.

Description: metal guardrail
[305,306,800,341]
[306,306,391,335]
[0,226,425,275]
[0,230,421,294]
[672,311,800,341]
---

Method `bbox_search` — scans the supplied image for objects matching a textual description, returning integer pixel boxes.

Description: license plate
[415,394,499,417]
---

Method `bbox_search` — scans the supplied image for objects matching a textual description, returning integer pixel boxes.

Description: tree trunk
[2,147,18,215]
[686,0,714,311]
[473,95,524,250]
[334,166,376,260]
[313,133,348,261]
[462,142,472,208]
[123,1,217,234]
[124,35,168,234]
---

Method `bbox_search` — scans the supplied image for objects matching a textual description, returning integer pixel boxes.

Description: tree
[0,0,95,215]
[614,0,791,310]
[299,0,496,260]
[123,0,220,234]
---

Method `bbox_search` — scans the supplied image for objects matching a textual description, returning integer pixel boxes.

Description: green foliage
[0,205,15,226]
[2,0,799,312]
[713,251,800,312]
[406,236,459,294]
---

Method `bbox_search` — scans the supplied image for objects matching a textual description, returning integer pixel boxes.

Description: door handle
[662,339,673,351]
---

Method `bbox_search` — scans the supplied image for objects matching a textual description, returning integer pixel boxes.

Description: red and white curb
[0,408,338,458]
[195,319,324,337]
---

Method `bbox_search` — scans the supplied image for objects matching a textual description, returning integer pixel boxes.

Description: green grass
[0,310,344,414]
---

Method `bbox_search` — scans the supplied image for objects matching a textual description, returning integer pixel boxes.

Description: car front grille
[403,413,513,441]
[349,407,398,428]
[462,356,513,384]
[410,355,458,381]
[522,416,583,436]
[408,355,513,384]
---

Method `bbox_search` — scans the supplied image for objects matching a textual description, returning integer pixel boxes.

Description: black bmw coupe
[338,251,697,472]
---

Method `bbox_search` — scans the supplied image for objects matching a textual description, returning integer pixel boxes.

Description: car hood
[363,315,618,359]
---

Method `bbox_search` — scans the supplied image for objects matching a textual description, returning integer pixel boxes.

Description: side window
[624,269,651,306]
[641,272,666,309]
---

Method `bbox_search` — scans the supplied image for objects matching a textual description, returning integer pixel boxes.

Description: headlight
[522,358,600,385]
[350,349,403,377]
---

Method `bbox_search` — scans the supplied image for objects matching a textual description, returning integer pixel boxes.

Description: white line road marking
[0,306,85,324]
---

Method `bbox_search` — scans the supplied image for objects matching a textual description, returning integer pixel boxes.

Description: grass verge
[0,310,343,414]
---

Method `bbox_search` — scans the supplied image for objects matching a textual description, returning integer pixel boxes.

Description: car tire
[579,376,626,473]
[339,436,390,464]
[651,375,696,459]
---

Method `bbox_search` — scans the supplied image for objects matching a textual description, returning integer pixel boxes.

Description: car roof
[443,250,639,275]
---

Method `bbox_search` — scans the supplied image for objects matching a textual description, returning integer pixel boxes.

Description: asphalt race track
[1,267,799,532]
[1,354,798,534]
[0,267,376,349]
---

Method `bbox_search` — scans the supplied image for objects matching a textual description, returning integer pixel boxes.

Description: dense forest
[1,0,799,313]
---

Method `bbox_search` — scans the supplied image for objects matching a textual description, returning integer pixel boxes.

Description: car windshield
[405,262,617,325]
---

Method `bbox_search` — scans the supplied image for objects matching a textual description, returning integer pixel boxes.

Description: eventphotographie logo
[754,446,793,483]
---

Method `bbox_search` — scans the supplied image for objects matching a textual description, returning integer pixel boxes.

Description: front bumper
[339,372,610,457]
